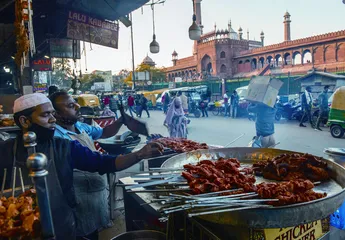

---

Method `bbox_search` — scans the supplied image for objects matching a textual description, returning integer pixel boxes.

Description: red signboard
[67,11,119,49]
[31,59,52,71]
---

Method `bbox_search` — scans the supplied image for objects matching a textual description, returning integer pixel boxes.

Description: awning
[56,0,149,21]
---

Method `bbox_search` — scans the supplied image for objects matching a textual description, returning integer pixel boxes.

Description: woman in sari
[164,97,188,138]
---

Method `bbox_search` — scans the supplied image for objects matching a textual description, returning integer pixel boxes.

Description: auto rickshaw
[328,86,345,138]
[72,94,101,115]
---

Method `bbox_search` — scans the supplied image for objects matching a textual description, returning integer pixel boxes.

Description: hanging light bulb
[189,0,201,40]
[149,1,159,54]
[189,14,201,40]
[150,34,160,53]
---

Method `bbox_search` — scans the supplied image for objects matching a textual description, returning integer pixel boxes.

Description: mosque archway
[220,64,227,73]
[293,51,302,65]
[284,52,291,65]
[251,58,257,70]
[259,57,265,68]
[275,54,282,67]
[303,49,312,64]
[266,56,273,65]
[201,54,212,74]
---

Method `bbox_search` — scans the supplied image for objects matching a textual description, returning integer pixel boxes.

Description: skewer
[224,133,245,147]
[0,168,7,198]
[18,168,25,193]
[127,188,190,193]
[11,167,16,197]
[132,174,179,179]
[185,192,256,202]
[190,188,243,197]
[126,168,184,174]
[188,205,273,217]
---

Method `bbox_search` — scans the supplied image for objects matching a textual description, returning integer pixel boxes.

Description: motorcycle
[275,100,302,121]
[188,101,202,118]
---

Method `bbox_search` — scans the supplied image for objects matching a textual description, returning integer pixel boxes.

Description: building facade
[165,2,345,82]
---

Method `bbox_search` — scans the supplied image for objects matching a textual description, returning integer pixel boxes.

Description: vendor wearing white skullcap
[13,93,56,141]
[0,93,163,240]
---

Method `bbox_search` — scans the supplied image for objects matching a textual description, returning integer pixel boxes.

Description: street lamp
[149,1,159,53]
[188,0,201,40]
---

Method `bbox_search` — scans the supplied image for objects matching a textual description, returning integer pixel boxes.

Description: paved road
[130,110,344,157]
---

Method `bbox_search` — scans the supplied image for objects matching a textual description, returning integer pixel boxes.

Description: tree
[79,73,105,92]
[51,58,74,88]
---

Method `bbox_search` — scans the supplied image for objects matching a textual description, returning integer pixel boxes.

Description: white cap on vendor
[13,93,51,113]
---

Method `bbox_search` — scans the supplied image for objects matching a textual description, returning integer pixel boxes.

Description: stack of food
[0,106,16,127]
[180,153,328,206]
[0,189,40,239]
[153,137,208,153]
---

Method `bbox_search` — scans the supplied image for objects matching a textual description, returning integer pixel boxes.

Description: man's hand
[137,142,163,160]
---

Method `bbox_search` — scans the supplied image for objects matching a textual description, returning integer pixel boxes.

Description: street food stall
[119,145,345,239]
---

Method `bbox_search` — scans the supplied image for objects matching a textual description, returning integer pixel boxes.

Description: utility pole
[130,13,136,90]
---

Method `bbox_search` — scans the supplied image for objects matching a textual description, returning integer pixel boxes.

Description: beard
[28,123,55,142]
[55,114,79,125]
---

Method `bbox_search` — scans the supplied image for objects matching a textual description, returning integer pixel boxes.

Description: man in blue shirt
[49,91,132,239]
[247,102,277,148]
[3,93,162,240]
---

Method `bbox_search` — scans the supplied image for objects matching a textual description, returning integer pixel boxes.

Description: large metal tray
[161,147,345,228]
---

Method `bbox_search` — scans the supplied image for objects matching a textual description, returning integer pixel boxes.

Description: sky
[79,0,344,75]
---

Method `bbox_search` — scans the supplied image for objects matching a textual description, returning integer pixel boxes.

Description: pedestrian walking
[230,90,239,118]
[139,94,150,118]
[299,86,313,127]
[127,94,135,117]
[109,95,119,119]
[163,92,170,114]
[164,97,188,138]
[248,102,277,148]
[179,91,188,113]
[224,90,230,117]
[200,93,209,117]
[135,95,141,117]
[315,86,330,131]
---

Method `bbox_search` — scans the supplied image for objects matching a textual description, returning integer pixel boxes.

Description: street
[131,110,344,157]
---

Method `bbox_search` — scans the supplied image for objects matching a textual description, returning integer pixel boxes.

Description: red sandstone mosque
[165,0,345,82]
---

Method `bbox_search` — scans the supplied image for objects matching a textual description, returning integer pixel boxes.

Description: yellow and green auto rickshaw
[328,86,345,138]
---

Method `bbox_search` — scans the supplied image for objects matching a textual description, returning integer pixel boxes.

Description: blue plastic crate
[330,201,345,229]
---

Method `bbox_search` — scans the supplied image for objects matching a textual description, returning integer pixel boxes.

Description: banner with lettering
[32,59,52,71]
[263,220,323,240]
[67,11,119,49]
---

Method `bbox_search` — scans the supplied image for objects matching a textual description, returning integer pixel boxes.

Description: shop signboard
[67,10,119,49]
[50,38,81,59]
[34,83,47,92]
[134,71,150,81]
[31,58,52,71]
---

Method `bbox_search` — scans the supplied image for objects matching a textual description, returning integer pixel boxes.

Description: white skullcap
[13,93,51,113]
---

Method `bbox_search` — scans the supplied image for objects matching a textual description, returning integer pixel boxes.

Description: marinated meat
[256,180,327,206]
[253,153,329,181]
[182,158,256,194]
[153,138,208,153]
